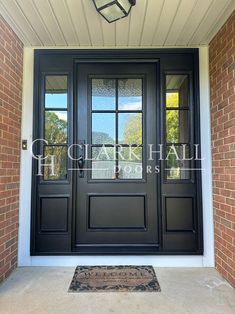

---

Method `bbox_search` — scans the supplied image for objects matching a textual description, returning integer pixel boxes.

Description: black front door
[31,49,203,255]
[74,63,159,253]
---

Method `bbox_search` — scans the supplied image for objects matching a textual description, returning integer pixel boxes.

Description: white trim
[18,48,34,266]
[18,47,214,267]
[31,256,204,267]
[199,47,215,267]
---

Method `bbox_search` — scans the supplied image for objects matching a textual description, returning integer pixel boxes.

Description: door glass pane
[92,160,116,179]
[45,111,67,144]
[92,146,115,160]
[92,113,115,144]
[43,146,67,181]
[91,147,116,179]
[90,77,144,180]
[118,147,143,179]
[118,79,142,110]
[165,145,190,180]
[166,110,188,143]
[45,76,67,109]
[118,113,142,144]
[92,79,116,110]
[166,75,189,108]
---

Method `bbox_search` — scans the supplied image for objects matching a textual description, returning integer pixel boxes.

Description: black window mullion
[115,79,119,179]
[44,108,68,112]
[91,144,115,148]
[166,107,189,110]
[43,143,68,147]
[91,110,116,113]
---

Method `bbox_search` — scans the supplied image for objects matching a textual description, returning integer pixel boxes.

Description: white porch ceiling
[0,0,234,47]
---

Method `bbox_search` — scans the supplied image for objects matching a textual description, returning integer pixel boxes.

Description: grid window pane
[45,76,67,109]
[118,113,142,144]
[92,79,116,110]
[43,146,67,181]
[166,110,188,143]
[118,147,143,179]
[91,160,116,179]
[165,145,191,180]
[118,79,142,110]
[166,75,189,108]
[45,111,67,144]
[92,113,115,144]
[92,146,115,160]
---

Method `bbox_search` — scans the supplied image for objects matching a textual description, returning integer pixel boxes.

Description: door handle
[77,155,84,178]
[78,155,84,168]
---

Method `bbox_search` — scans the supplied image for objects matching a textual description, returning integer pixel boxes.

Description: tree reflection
[44,111,67,180]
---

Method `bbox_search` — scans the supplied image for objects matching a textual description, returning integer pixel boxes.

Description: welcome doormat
[68,265,161,292]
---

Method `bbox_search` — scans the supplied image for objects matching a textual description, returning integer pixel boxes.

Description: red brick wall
[0,16,23,282]
[209,11,235,287]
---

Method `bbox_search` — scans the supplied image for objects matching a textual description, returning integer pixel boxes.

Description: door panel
[74,63,159,253]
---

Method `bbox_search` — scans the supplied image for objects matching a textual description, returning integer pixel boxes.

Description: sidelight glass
[165,74,191,180]
[45,111,67,144]
[166,110,188,143]
[166,75,189,108]
[165,145,190,180]
[92,79,116,110]
[45,75,67,109]
[166,91,179,108]
[43,75,68,181]
[43,146,67,181]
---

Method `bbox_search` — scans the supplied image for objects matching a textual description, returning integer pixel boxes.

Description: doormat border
[68,265,161,293]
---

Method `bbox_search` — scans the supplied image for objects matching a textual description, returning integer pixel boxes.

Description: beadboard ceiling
[0,0,234,47]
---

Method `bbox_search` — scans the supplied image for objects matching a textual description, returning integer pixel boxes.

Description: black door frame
[31,49,203,255]
[73,61,161,253]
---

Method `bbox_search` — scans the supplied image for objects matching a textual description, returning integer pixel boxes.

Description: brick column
[209,11,235,287]
[0,15,23,282]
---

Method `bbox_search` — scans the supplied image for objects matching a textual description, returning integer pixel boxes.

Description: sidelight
[43,75,68,181]
[165,74,191,180]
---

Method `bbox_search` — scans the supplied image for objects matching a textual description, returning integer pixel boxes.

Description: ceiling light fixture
[92,0,136,23]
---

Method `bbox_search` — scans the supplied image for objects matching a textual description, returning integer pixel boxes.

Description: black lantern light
[92,0,136,23]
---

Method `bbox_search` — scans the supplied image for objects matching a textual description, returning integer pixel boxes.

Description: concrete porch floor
[0,267,234,314]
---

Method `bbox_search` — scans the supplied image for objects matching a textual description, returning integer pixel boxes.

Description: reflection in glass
[166,110,188,143]
[92,113,115,144]
[92,146,115,160]
[118,113,142,144]
[165,145,190,180]
[166,75,189,108]
[92,160,115,179]
[166,92,179,108]
[118,147,142,179]
[92,79,116,110]
[45,111,67,144]
[43,146,67,180]
[45,75,67,109]
[118,79,142,110]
